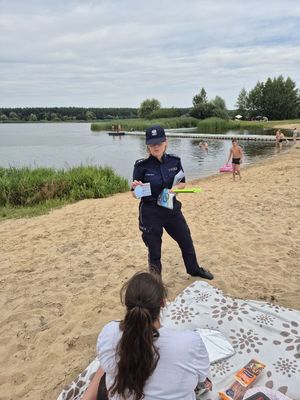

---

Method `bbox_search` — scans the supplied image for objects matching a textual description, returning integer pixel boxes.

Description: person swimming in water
[199,141,208,153]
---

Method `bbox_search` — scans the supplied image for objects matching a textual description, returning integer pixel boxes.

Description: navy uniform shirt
[133,154,185,203]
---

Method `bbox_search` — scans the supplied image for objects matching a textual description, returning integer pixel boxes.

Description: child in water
[199,141,208,153]
[227,139,244,180]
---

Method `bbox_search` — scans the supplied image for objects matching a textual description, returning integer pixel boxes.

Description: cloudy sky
[1,0,300,109]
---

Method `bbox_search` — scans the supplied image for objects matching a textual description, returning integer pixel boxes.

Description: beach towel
[57,282,300,400]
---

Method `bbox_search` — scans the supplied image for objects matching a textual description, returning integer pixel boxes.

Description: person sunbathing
[82,272,212,400]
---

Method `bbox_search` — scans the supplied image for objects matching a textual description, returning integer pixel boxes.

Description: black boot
[190,267,214,280]
[149,264,162,276]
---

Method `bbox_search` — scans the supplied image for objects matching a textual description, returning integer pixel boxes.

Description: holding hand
[169,182,186,193]
[131,180,143,190]
[203,377,212,391]
[131,180,143,198]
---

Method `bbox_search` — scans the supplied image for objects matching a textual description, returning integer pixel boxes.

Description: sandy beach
[273,123,300,130]
[0,144,299,400]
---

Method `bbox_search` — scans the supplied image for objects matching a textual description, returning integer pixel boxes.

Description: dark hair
[109,272,167,400]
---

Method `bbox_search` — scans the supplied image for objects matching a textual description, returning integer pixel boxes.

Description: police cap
[145,125,166,145]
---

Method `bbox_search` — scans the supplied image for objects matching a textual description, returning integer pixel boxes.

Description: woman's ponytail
[109,272,166,400]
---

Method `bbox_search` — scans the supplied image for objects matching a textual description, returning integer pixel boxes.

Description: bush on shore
[0,166,129,208]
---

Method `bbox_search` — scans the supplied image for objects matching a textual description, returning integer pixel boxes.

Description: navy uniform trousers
[139,200,200,275]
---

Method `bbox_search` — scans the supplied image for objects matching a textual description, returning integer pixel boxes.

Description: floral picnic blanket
[57,282,300,400]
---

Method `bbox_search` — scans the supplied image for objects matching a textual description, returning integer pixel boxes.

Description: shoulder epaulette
[134,158,147,166]
[168,153,181,160]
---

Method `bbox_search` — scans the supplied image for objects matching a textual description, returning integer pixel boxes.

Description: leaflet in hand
[157,188,175,210]
[134,183,152,199]
[172,169,185,187]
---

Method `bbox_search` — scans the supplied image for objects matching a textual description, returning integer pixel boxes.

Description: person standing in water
[227,138,244,181]
[275,129,281,148]
[279,130,288,149]
[293,128,298,143]
[131,125,213,280]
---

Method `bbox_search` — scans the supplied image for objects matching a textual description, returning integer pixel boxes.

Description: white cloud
[0,0,300,108]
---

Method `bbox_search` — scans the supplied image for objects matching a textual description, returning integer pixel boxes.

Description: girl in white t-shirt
[82,272,212,400]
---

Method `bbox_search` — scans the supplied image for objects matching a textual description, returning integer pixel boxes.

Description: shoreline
[274,123,300,130]
[0,143,299,400]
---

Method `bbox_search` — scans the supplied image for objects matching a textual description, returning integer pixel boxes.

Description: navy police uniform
[133,153,203,276]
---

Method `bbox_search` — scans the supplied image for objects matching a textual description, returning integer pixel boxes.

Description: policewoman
[131,125,213,280]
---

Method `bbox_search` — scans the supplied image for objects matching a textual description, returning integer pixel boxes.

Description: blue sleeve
[133,163,144,182]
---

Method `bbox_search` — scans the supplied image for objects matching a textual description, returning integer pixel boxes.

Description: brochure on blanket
[235,359,266,387]
[219,359,266,400]
[157,169,185,210]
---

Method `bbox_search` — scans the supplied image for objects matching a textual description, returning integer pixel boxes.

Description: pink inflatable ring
[219,163,233,173]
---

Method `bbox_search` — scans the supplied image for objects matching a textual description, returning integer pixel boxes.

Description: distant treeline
[0,107,191,122]
[236,76,300,120]
[2,75,299,123]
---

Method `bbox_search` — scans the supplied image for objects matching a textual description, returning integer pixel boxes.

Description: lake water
[0,123,282,182]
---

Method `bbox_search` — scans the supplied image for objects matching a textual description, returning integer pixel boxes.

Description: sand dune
[0,144,299,400]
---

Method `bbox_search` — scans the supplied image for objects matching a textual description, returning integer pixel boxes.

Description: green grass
[91,117,198,132]
[0,199,70,219]
[0,165,129,219]
[197,117,265,133]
